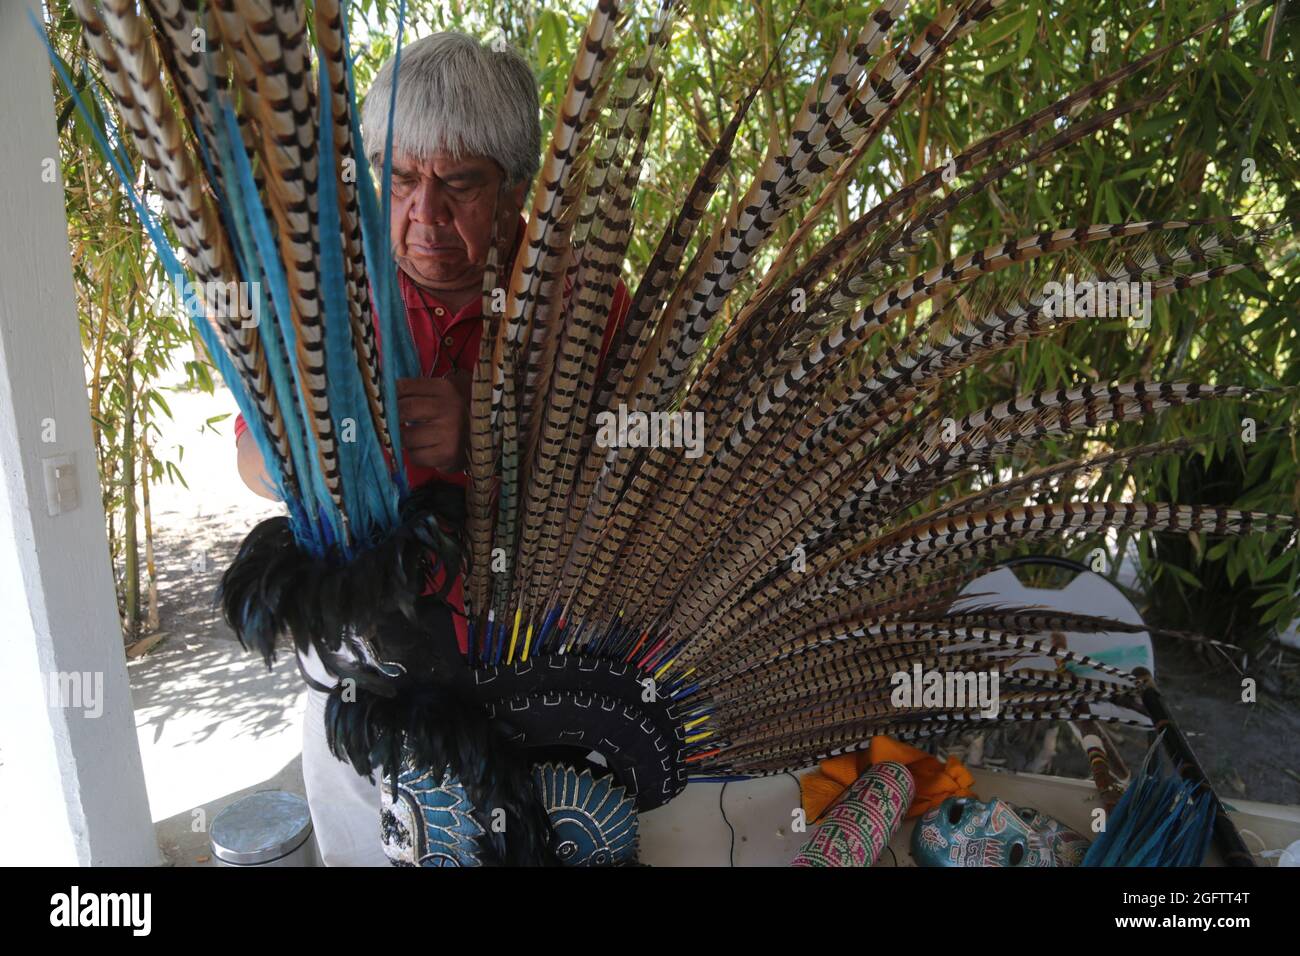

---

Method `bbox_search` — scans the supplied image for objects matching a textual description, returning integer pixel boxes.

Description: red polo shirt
[235,221,631,654]
[396,262,629,489]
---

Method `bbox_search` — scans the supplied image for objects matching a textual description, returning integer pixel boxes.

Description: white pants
[301,685,390,866]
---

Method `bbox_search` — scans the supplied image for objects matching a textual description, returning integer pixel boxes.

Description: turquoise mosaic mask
[911,796,1089,867]
[380,760,639,867]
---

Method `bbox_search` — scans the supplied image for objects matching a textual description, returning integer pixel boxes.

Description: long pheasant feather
[51,0,1294,805]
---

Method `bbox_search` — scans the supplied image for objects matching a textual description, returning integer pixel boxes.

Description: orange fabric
[800,735,975,822]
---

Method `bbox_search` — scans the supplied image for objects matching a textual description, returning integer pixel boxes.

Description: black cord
[719,781,736,866]
[782,770,813,830]
[717,773,818,866]
[782,770,801,792]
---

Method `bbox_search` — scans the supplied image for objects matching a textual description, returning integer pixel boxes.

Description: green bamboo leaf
[977,7,1026,48]
[145,390,172,418]
[1251,588,1288,609]
[1262,550,1296,579]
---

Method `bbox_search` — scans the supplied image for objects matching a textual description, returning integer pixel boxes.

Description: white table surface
[639,766,1300,866]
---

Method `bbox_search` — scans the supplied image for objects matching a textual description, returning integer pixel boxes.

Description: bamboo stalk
[140,409,159,633]
[122,334,139,641]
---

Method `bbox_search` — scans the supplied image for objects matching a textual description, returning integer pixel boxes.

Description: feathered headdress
[46,0,1294,864]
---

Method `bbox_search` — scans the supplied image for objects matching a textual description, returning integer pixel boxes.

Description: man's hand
[397,371,471,473]
[236,428,280,501]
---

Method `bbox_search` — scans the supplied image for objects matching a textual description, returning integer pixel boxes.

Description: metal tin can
[211,791,317,866]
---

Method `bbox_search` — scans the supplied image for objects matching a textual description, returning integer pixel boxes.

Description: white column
[0,0,160,866]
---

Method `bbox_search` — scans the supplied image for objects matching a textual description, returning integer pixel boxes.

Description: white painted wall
[0,0,160,866]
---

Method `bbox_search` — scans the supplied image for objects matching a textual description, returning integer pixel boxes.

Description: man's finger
[397,396,449,422]
[401,423,448,450]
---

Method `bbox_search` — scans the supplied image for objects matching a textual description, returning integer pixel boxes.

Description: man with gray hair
[235,31,628,865]
[363,30,540,314]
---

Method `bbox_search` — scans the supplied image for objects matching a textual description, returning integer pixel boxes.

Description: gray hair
[361,32,541,187]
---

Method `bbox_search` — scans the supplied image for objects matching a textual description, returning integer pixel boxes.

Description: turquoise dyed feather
[38,1,419,562]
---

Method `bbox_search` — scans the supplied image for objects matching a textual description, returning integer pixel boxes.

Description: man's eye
[446,181,476,194]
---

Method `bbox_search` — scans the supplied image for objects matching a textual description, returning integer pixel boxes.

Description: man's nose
[410,178,451,225]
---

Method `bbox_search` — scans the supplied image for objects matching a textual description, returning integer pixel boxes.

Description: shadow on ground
[129,512,300,747]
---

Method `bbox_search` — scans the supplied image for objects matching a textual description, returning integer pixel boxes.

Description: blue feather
[315,61,401,546]
[340,3,419,492]
[36,9,430,563]
[30,14,303,539]
[1082,733,1217,867]
[213,100,347,553]
[203,97,322,542]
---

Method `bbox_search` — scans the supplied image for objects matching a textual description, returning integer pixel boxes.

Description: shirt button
[434,307,446,316]
[443,335,455,347]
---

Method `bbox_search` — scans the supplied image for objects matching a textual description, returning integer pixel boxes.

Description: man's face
[388,150,527,295]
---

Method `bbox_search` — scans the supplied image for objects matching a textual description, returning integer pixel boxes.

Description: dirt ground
[124,375,303,866]
[1144,641,1300,805]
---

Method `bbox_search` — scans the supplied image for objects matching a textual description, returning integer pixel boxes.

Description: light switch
[42,454,78,516]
